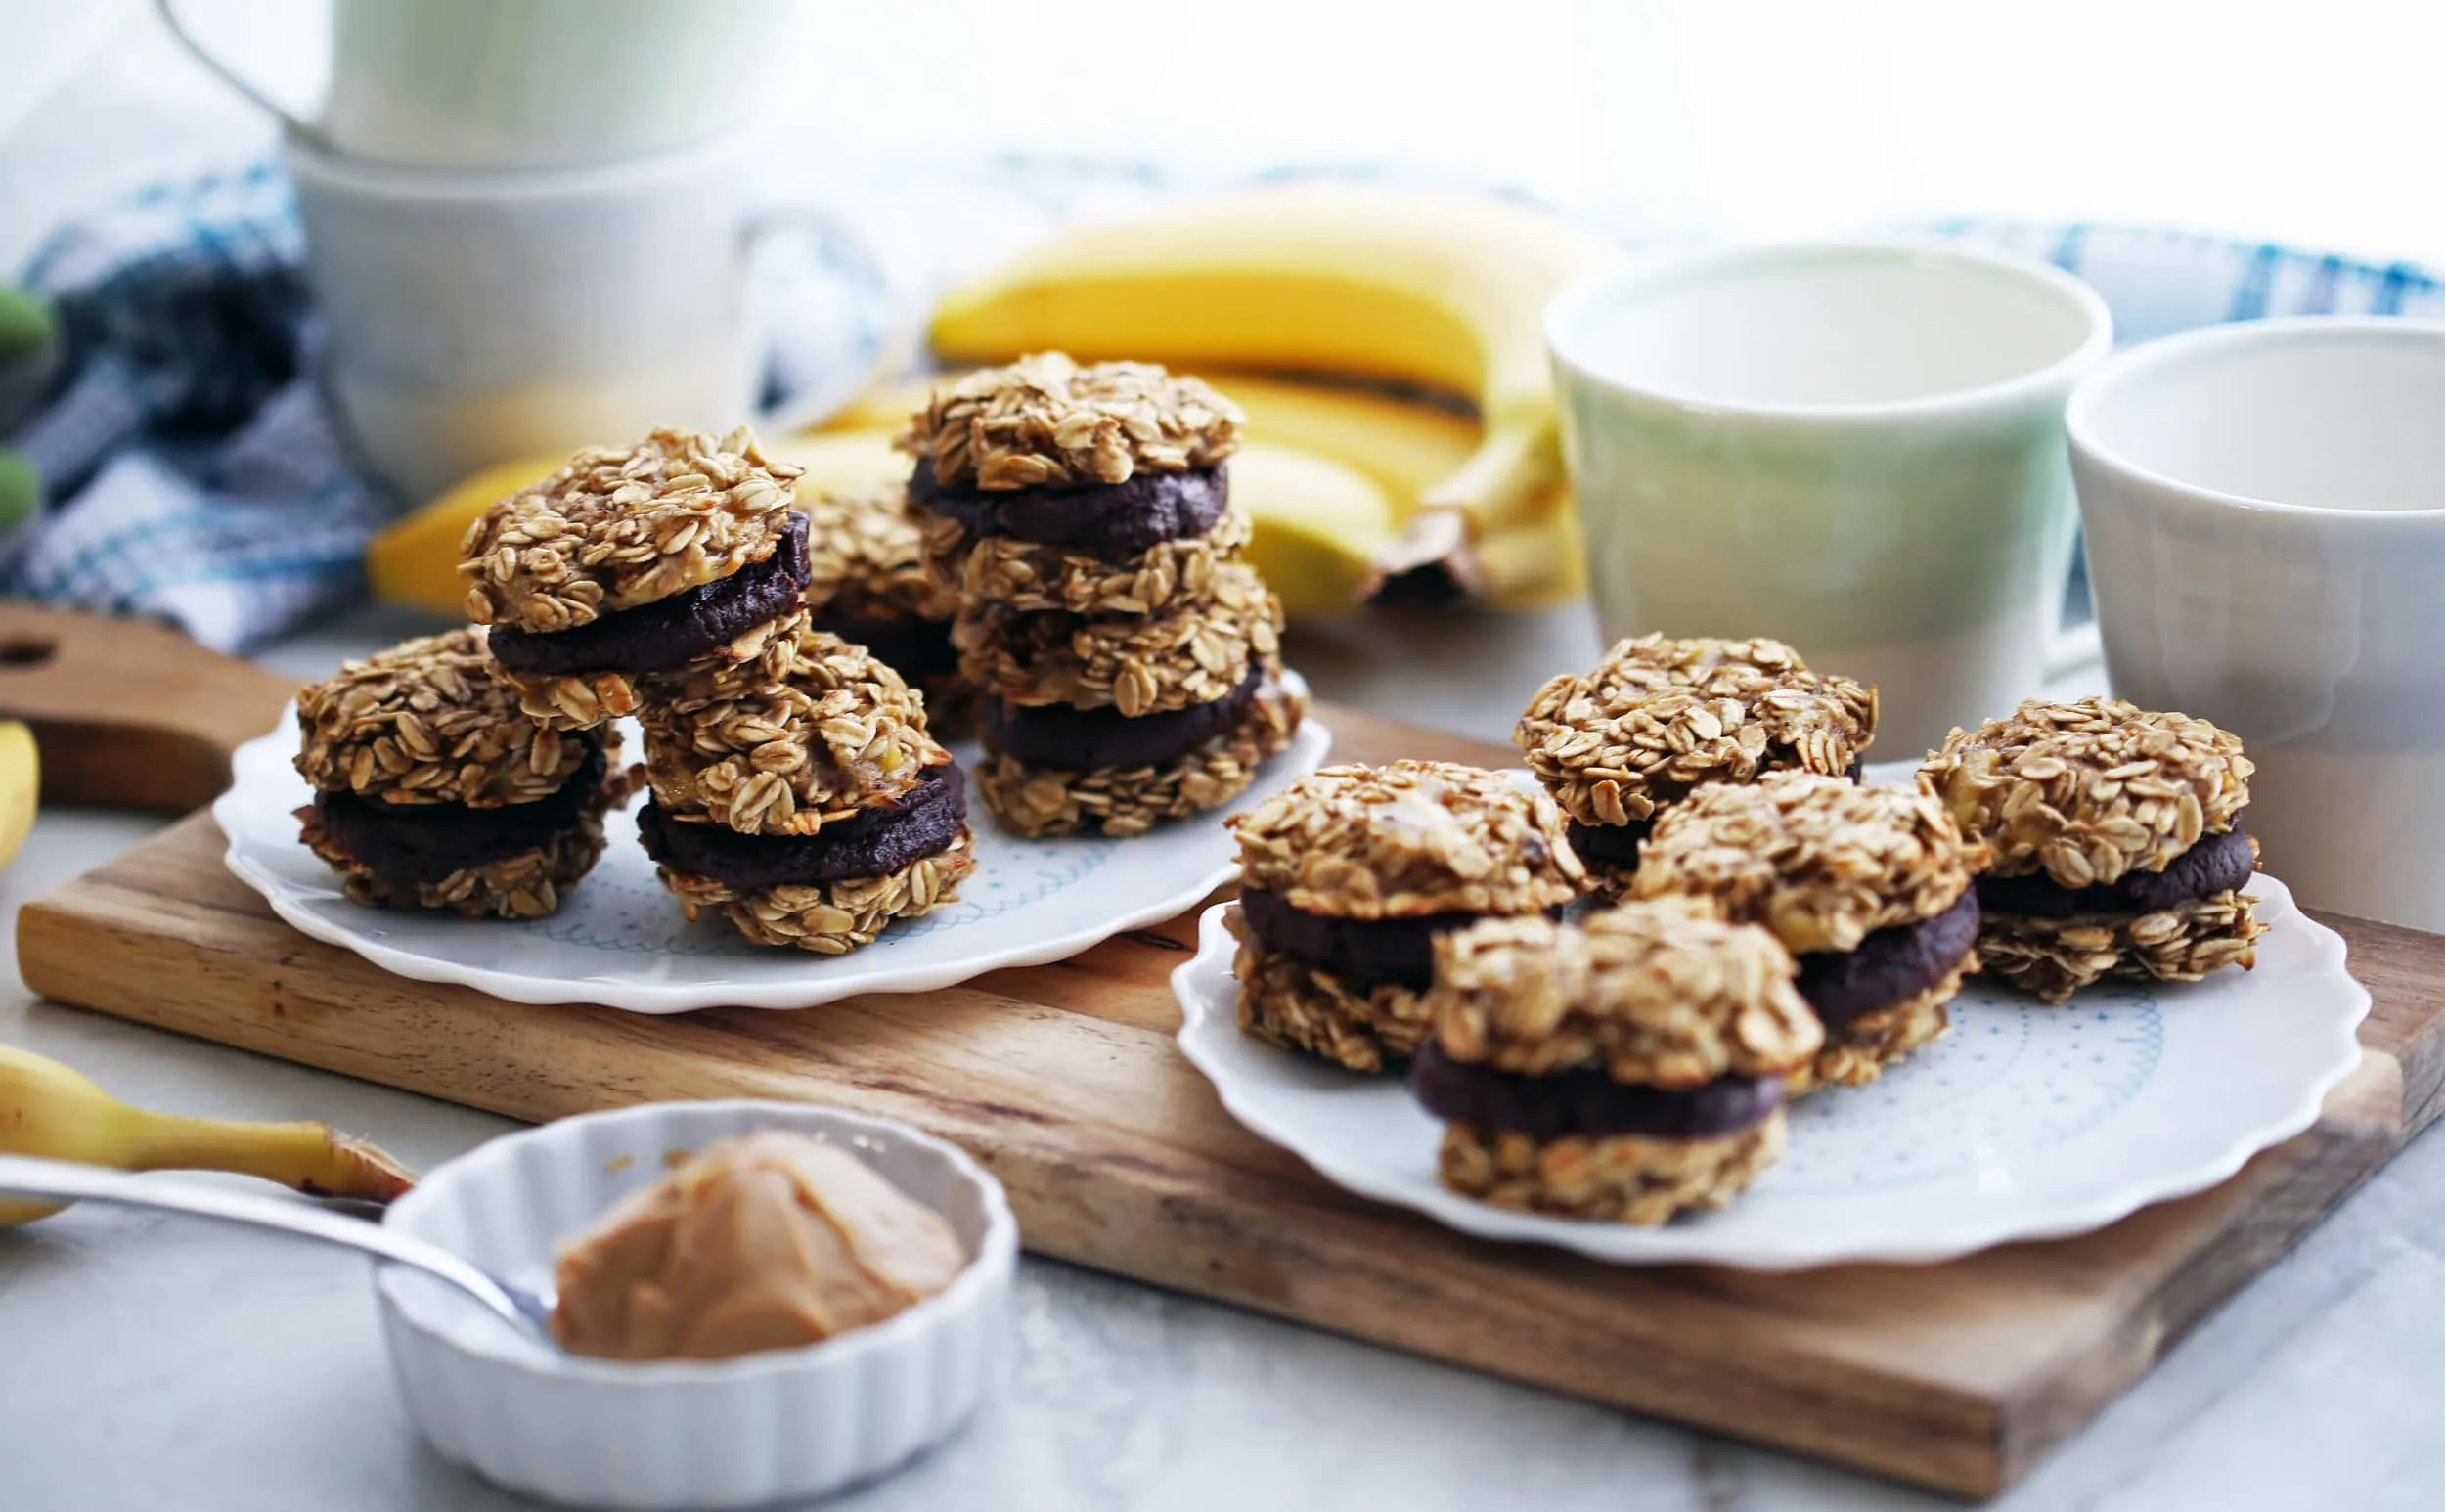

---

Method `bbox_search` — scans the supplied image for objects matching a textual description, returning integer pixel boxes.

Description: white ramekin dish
[376,1100,1017,1509]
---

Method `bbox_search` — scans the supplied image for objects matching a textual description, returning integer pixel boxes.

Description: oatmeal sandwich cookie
[1225,762,1583,1072]
[292,629,628,918]
[1919,697,2264,1003]
[637,622,975,953]
[462,427,809,730]
[798,480,971,734]
[1634,772,1979,1090]
[902,351,1241,577]
[1516,634,1878,893]
[1413,897,1822,1223]
[905,352,1303,837]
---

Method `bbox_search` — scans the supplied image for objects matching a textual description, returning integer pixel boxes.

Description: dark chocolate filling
[813,611,961,685]
[1410,1041,1784,1139]
[1568,816,1651,870]
[1976,823,2256,919]
[1794,886,1981,1030]
[635,764,965,891]
[981,665,1264,773]
[1566,759,1865,873]
[908,457,1227,560]
[485,511,813,677]
[313,744,606,885]
[1240,886,1482,994]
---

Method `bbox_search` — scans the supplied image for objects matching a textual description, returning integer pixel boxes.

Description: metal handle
[0,1153,549,1339]
[152,0,338,154]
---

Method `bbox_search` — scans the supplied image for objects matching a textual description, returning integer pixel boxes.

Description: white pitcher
[157,0,800,170]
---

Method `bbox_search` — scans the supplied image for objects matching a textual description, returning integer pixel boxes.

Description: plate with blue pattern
[215,689,1330,1014]
[1171,775,2368,1268]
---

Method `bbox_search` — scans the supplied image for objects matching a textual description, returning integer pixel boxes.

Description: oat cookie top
[294,629,594,807]
[460,427,804,634]
[802,482,959,624]
[1917,697,2251,888]
[901,352,1241,490]
[955,563,1282,715]
[1633,772,1976,954]
[1516,634,1878,828]
[640,628,949,836]
[1229,761,1583,918]
[1427,897,1822,1088]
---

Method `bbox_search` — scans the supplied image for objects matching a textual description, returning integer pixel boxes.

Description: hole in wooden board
[0,637,56,668]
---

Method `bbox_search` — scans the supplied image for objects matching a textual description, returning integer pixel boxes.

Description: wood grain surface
[10,603,2443,1499]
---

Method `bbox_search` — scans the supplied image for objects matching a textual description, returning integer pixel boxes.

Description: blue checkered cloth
[7,158,2443,651]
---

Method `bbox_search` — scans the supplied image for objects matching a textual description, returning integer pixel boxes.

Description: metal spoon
[0,1153,557,1344]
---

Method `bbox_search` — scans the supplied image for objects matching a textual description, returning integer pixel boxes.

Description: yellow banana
[1225,444,1400,619]
[926,182,1620,569]
[0,1045,417,1225]
[0,720,37,870]
[365,433,910,619]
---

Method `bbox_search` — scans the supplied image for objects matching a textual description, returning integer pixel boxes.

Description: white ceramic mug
[2068,317,2445,930]
[157,0,798,169]
[1546,242,2113,757]
[287,130,856,501]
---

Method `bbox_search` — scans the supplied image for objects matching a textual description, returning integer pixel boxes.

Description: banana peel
[1226,444,1400,619]
[925,181,1618,584]
[0,1045,416,1225]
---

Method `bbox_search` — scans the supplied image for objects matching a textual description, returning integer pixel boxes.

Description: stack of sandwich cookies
[799,481,971,734]
[462,427,809,730]
[1634,772,1979,1090]
[1919,698,2264,1002]
[1226,762,1582,1073]
[636,619,975,953]
[904,354,1304,837]
[1516,634,1878,895]
[293,629,626,919]
[1413,897,1822,1223]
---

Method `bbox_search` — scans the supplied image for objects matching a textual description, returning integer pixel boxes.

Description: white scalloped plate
[1172,770,2369,1269]
[214,679,1328,1013]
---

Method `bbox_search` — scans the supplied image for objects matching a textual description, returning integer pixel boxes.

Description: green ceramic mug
[1546,242,2112,757]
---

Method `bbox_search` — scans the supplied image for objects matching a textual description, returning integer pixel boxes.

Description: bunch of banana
[926,181,1620,600]
[0,1044,416,1225]
[0,720,36,870]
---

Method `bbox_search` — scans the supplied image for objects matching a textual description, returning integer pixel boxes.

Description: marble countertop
[0,604,2440,1511]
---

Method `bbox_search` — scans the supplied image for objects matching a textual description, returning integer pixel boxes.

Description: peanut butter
[551,1131,964,1362]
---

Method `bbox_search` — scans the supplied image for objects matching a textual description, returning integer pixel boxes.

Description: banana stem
[122,1113,417,1203]
[1369,416,1569,605]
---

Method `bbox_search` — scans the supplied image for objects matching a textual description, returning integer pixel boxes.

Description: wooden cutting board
[8,600,2444,1500]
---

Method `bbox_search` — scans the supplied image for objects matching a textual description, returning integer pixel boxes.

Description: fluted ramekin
[376,1100,1015,1509]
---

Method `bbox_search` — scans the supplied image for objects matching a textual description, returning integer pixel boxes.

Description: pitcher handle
[741,203,921,435]
[153,0,337,153]
[2044,621,2104,682]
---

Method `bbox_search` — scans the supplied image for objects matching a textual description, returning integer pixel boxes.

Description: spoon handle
[0,1153,545,1337]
